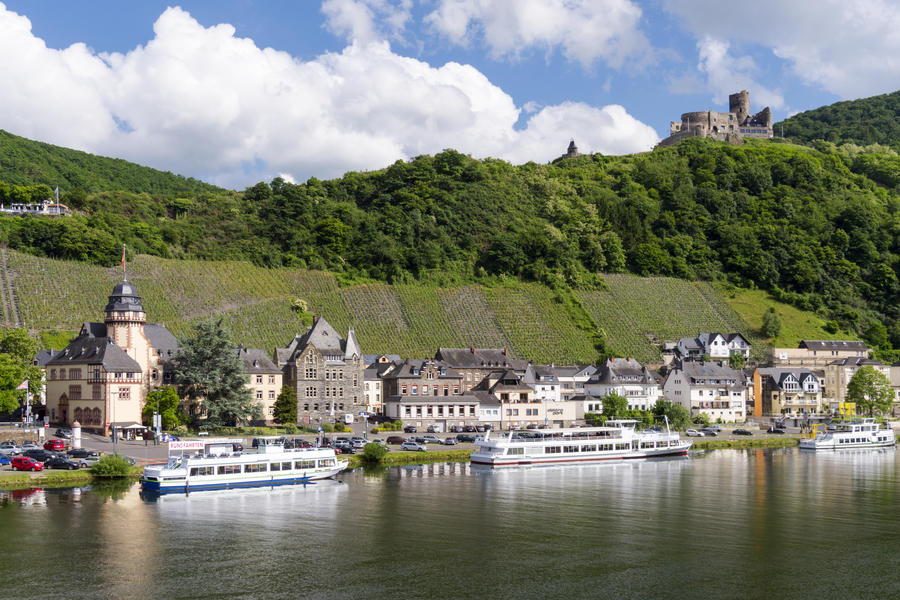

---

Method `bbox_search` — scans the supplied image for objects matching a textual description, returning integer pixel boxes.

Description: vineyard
[578,274,761,363]
[10,251,782,365]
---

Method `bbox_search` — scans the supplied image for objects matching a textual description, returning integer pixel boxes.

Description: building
[554,365,598,402]
[657,90,773,147]
[434,347,530,393]
[768,340,869,368]
[824,357,890,406]
[237,347,282,425]
[383,393,481,431]
[473,369,545,430]
[676,333,751,361]
[753,368,824,417]
[663,361,747,423]
[45,279,178,433]
[276,317,364,426]
[380,359,463,399]
[523,364,561,402]
[584,358,662,411]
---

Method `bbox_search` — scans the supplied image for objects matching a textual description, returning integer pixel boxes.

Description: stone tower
[104,280,146,356]
[729,90,751,124]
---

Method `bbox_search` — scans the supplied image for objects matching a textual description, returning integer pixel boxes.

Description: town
[26,278,900,440]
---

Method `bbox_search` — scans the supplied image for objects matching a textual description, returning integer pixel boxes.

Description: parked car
[43,439,66,452]
[45,456,80,470]
[420,434,442,445]
[158,433,179,442]
[732,428,753,436]
[443,437,458,446]
[464,425,476,432]
[0,454,11,466]
[400,441,426,452]
[23,449,59,463]
[0,441,21,456]
[700,428,718,437]
[11,456,42,471]
[449,425,463,433]
[386,436,405,445]
[79,456,101,469]
[403,426,417,433]
[456,434,475,443]
[767,427,787,434]
[685,429,705,437]
[20,441,40,451]
[67,448,99,459]
[55,428,74,439]
[705,425,723,432]
[350,438,366,450]
[647,426,663,432]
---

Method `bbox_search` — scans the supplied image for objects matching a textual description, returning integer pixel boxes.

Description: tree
[652,398,692,430]
[846,366,894,416]
[272,385,298,426]
[0,328,40,415]
[728,353,746,370]
[601,393,629,419]
[173,318,261,429]
[141,387,183,430]
[762,308,782,338]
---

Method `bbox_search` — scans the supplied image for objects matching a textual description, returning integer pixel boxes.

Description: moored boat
[799,418,896,450]
[141,437,347,494]
[469,420,691,467]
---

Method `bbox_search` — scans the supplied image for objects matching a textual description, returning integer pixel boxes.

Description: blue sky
[0,1,890,188]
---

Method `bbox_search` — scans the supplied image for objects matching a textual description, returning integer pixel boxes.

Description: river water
[1,447,898,600]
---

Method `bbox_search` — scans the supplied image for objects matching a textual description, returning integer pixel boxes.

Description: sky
[0,0,896,189]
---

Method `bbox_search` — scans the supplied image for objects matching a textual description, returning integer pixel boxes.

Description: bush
[692,413,711,427]
[360,442,389,463]
[334,422,346,432]
[284,425,298,435]
[322,423,334,433]
[90,454,134,478]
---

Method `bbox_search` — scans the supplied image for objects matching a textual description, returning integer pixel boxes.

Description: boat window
[545,446,561,454]
[217,465,241,475]
[564,446,579,453]
[281,462,292,470]
[245,463,267,473]
[506,447,524,455]
[319,458,336,467]
[581,445,597,452]
[271,462,281,471]
[189,466,215,476]
[296,460,315,469]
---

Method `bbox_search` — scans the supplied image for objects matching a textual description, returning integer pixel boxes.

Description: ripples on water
[1,448,898,600]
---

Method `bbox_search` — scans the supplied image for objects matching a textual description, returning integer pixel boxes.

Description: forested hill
[0,129,220,195]
[777,90,900,147]
[0,131,898,356]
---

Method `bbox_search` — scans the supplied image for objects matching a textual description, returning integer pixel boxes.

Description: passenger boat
[141,437,347,494]
[469,420,691,467]
[799,418,896,450]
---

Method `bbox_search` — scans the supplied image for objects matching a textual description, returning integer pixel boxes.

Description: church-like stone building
[276,317,364,425]
[45,280,178,433]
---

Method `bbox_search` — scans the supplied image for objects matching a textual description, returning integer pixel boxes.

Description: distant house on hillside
[768,340,869,367]
[676,333,750,361]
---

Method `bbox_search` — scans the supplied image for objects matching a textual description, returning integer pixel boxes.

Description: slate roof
[677,361,742,385]
[80,322,106,337]
[33,349,59,368]
[589,358,655,385]
[277,317,357,364]
[380,359,457,380]
[237,347,280,374]
[145,323,179,357]
[827,357,884,367]
[104,279,144,312]
[363,353,401,366]
[434,347,530,370]
[799,340,869,352]
[47,335,141,373]
[756,367,820,389]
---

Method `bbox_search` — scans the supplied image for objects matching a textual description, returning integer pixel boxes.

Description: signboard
[168,440,206,451]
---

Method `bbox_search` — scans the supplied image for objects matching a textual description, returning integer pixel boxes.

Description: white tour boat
[141,437,347,494]
[799,418,896,450]
[469,420,691,467]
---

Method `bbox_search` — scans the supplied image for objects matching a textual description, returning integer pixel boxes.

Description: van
[343,413,354,425]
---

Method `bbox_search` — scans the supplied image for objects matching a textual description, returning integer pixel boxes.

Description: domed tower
[104,279,146,356]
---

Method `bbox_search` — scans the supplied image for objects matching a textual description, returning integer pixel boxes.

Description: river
[1,447,898,599]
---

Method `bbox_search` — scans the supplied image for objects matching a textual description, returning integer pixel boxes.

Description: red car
[11,456,43,471]
[43,439,65,451]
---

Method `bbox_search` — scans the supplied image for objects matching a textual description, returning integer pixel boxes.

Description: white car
[400,441,427,452]
[685,429,705,437]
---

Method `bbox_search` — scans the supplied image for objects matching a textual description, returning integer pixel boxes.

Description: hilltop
[777,90,900,147]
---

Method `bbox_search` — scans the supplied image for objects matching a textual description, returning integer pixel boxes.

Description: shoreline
[0,439,811,491]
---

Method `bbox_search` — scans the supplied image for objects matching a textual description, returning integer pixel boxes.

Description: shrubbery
[90,454,134,478]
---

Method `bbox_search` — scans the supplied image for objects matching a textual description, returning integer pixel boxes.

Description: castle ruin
[657,90,773,148]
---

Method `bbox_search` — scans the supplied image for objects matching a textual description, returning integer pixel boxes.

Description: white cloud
[697,37,784,110]
[0,4,658,188]
[321,0,412,45]
[425,0,652,69]
[666,0,900,99]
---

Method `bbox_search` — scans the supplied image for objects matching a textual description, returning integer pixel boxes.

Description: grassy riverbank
[689,437,801,450]
[0,468,142,491]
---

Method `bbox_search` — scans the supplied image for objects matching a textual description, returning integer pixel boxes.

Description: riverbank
[689,436,801,450]
[0,468,142,490]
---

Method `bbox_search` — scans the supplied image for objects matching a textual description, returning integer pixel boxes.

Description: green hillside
[777,90,900,147]
[4,250,782,364]
[0,129,220,194]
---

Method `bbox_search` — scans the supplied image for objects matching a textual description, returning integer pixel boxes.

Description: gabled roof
[47,335,141,373]
[799,340,869,351]
[80,322,106,338]
[434,347,530,370]
[33,349,59,368]
[144,323,179,355]
[827,357,884,367]
[237,347,280,374]
[675,361,741,384]
[363,353,401,366]
[589,358,655,385]
[277,317,353,364]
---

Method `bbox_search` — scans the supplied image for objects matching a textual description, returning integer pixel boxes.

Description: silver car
[400,441,427,452]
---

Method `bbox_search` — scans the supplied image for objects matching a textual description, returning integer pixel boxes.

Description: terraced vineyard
[11,251,769,364]
[578,274,759,363]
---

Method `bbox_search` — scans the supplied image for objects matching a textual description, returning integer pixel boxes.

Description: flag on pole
[54,186,59,203]
[121,244,126,278]
[16,379,28,390]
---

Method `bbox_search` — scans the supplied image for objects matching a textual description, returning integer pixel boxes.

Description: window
[217,465,241,475]
[303,404,309,411]
[74,407,83,423]
[269,391,275,400]
[305,368,316,379]
[256,390,263,400]
[269,375,275,384]
[118,388,131,401]
[306,387,316,398]
[92,408,101,423]
[256,375,263,384]
[412,385,418,394]
[422,385,428,395]
[69,385,82,401]
[245,463,267,473]
[401,386,408,394]
[92,385,102,400]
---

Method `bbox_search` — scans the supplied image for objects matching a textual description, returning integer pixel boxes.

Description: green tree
[601,393,629,419]
[173,318,261,429]
[361,442,389,463]
[141,387,183,430]
[846,366,894,416]
[272,385,298,426]
[728,353,746,370]
[762,308,782,338]
[652,398,692,430]
[90,454,135,478]
[0,328,40,415]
